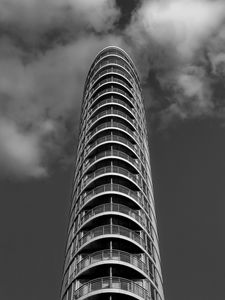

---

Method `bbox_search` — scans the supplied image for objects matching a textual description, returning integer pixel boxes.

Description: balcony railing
[86,122,143,154]
[91,76,132,98]
[84,149,141,172]
[71,249,152,281]
[88,107,135,127]
[85,134,138,157]
[82,165,141,188]
[79,183,150,217]
[91,86,133,104]
[92,66,132,87]
[87,97,139,123]
[73,276,151,300]
[88,54,139,86]
[75,224,147,254]
[94,47,134,67]
[88,119,137,138]
[91,96,133,113]
[79,203,148,232]
[88,56,136,83]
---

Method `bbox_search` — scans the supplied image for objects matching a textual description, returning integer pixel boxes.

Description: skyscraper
[61,46,164,300]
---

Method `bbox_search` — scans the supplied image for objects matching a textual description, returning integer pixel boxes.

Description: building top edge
[96,45,134,63]
[84,45,141,90]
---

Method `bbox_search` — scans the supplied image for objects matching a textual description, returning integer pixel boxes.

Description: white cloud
[0,119,47,178]
[0,0,120,33]
[0,0,122,179]
[1,0,225,179]
[0,34,123,178]
[126,0,225,124]
[129,0,225,61]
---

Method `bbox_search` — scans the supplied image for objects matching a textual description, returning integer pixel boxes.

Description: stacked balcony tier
[61,46,164,300]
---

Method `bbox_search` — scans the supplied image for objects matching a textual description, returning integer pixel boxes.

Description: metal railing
[88,55,139,86]
[85,134,138,157]
[92,86,133,103]
[91,76,132,97]
[88,120,136,137]
[88,57,136,84]
[91,96,133,112]
[86,122,141,149]
[82,165,141,188]
[75,224,146,253]
[92,66,132,86]
[80,183,150,215]
[94,48,133,67]
[88,107,134,126]
[71,249,151,280]
[79,203,147,231]
[84,149,140,171]
[73,276,151,300]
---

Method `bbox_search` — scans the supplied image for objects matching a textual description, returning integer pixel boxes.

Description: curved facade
[61,46,165,300]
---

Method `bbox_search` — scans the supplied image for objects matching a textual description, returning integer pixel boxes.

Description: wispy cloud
[126,0,225,126]
[1,0,225,179]
[0,118,47,178]
[0,0,121,178]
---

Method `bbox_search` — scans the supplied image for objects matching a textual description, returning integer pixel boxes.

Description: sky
[0,0,225,299]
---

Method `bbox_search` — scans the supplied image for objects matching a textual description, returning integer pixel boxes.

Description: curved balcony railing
[73,149,144,199]
[85,134,138,158]
[84,149,141,172]
[76,137,148,187]
[70,185,157,248]
[86,122,141,149]
[67,202,154,261]
[89,99,136,123]
[85,63,139,107]
[71,249,152,281]
[74,225,148,255]
[79,203,149,233]
[94,47,135,68]
[91,96,133,113]
[81,95,142,134]
[74,276,151,300]
[88,55,135,83]
[82,85,144,128]
[91,76,132,99]
[78,183,151,218]
[88,107,135,127]
[88,54,139,86]
[92,66,133,87]
[82,165,141,189]
[88,120,134,137]
[91,86,133,105]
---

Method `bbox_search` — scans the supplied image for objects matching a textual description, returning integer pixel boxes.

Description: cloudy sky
[0,0,225,299]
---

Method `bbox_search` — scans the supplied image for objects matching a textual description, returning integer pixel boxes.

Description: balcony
[82,165,141,191]
[88,92,138,117]
[90,86,134,107]
[79,183,151,218]
[88,52,140,85]
[85,134,138,160]
[94,47,134,68]
[74,276,151,300]
[84,149,141,173]
[92,95,132,110]
[89,99,137,124]
[78,203,150,234]
[88,107,135,129]
[88,56,136,82]
[70,249,153,282]
[74,224,148,255]
[92,66,133,88]
[91,76,132,97]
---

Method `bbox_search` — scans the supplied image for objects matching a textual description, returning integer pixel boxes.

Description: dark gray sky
[0,0,225,300]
